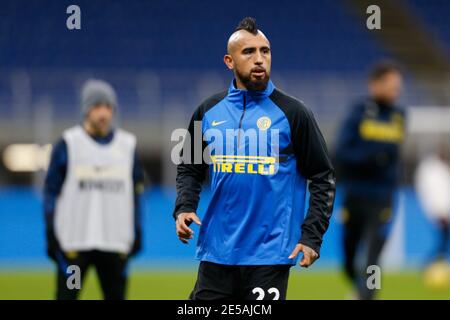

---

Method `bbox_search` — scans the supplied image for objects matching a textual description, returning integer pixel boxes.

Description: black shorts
[190,261,291,300]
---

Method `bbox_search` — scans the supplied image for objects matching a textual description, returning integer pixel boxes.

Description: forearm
[132,149,145,236]
[299,168,336,255]
[43,194,57,232]
[133,189,143,236]
[295,107,336,255]
[173,163,205,219]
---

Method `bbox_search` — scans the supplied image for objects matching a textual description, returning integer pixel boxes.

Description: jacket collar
[227,79,275,105]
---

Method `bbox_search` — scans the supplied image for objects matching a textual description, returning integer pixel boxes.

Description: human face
[84,103,114,136]
[369,71,403,105]
[224,30,271,91]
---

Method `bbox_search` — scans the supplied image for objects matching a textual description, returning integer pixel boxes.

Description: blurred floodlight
[2,144,52,172]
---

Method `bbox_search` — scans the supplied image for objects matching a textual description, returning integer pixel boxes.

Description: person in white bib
[43,79,145,300]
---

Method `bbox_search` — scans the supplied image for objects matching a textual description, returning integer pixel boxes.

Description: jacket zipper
[237,93,247,146]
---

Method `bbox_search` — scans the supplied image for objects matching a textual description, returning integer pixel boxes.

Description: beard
[87,118,110,137]
[235,68,270,91]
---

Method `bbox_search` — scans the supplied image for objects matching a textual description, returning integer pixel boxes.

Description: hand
[46,229,62,262]
[176,212,202,244]
[288,243,319,268]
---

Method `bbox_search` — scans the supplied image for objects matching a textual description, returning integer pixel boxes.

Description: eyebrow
[241,45,271,52]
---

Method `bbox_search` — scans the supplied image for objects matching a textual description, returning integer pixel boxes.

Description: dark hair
[235,17,258,35]
[369,60,401,81]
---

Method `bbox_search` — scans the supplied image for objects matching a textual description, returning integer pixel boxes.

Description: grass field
[0,269,449,300]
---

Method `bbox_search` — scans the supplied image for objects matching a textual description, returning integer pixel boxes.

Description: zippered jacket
[174,80,336,265]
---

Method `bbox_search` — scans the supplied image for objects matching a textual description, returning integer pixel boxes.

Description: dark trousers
[54,250,128,300]
[190,261,291,300]
[342,194,392,300]
[435,219,449,260]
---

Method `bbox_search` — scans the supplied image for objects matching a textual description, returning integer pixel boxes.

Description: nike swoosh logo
[212,120,227,127]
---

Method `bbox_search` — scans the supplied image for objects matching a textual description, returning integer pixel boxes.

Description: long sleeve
[132,149,145,248]
[172,91,229,219]
[173,107,209,219]
[43,138,68,233]
[294,107,336,256]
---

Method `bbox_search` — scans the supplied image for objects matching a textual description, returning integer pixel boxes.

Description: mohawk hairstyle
[235,17,258,35]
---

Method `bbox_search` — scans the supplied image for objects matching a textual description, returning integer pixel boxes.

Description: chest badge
[257,116,271,131]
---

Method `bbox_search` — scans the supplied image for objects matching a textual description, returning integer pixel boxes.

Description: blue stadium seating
[0,0,386,71]
[406,0,450,58]
[0,0,391,118]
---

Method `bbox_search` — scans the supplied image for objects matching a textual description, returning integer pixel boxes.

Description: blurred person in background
[43,79,145,300]
[415,142,450,262]
[334,61,405,299]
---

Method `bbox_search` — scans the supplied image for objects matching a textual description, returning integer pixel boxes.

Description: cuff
[298,238,321,258]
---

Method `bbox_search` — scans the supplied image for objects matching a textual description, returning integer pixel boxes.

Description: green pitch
[0,269,448,300]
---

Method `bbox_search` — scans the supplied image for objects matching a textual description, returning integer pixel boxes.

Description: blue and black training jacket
[174,80,336,265]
